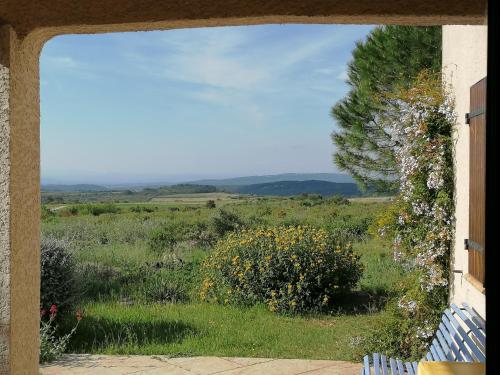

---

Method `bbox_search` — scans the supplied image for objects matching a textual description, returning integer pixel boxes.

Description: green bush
[89,203,121,216]
[139,269,189,304]
[41,205,56,221]
[329,195,351,205]
[324,216,371,245]
[130,205,158,213]
[147,225,179,254]
[62,203,121,216]
[186,222,217,248]
[211,209,245,237]
[206,200,216,209]
[40,237,78,312]
[200,226,363,314]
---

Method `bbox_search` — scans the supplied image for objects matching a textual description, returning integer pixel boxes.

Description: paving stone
[165,356,241,374]
[39,355,362,375]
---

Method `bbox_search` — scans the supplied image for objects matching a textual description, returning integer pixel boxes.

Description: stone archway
[0,2,487,373]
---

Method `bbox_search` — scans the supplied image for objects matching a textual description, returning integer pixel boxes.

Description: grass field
[150,192,247,204]
[42,194,402,360]
[65,302,384,360]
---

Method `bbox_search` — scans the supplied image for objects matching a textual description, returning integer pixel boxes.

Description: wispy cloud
[40,25,374,180]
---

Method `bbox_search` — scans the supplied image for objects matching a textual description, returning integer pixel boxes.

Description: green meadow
[42,193,403,360]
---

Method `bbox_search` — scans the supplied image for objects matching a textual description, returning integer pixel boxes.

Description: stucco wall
[0,26,42,375]
[442,25,487,319]
[0,26,12,375]
[0,2,488,372]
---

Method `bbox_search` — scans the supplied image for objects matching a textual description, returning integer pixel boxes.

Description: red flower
[76,309,83,321]
[49,304,58,316]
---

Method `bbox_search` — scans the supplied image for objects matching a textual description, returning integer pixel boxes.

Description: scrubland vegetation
[40,194,406,361]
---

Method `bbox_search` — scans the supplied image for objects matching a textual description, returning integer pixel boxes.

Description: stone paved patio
[40,355,362,374]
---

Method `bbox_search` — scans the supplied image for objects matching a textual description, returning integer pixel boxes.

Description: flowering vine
[376,71,456,357]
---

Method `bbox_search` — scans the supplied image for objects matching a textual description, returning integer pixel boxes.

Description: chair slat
[435,330,454,361]
[389,358,398,375]
[450,304,486,349]
[442,313,474,362]
[363,355,371,375]
[412,362,418,374]
[438,322,465,361]
[444,309,486,362]
[462,303,486,330]
[433,338,448,361]
[404,362,414,375]
[425,351,433,361]
[429,343,441,362]
[373,353,381,375]
[396,360,405,375]
[380,355,389,375]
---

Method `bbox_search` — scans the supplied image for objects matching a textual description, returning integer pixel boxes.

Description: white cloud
[119,26,356,93]
[44,56,79,69]
[337,69,349,81]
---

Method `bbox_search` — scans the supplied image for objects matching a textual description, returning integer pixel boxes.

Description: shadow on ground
[62,315,197,352]
[331,290,390,315]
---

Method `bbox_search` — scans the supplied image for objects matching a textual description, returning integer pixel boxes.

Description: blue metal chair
[361,303,486,374]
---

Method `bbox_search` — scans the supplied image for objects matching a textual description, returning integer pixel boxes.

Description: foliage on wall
[370,71,456,359]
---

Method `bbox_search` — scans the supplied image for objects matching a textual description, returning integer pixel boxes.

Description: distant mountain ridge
[186,173,354,186]
[228,180,361,197]
[41,184,110,192]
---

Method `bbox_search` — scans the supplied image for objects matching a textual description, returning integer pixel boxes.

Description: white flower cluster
[415,321,435,339]
[385,81,456,306]
[398,298,417,313]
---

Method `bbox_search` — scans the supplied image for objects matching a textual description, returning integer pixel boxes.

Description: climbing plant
[370,71,456,359]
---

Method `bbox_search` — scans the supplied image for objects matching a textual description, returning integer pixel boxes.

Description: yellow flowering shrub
[200,226,363,313]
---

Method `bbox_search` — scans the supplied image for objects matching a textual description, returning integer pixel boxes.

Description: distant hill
[186,173,354,186]
[145,184,217,195]
[41,184,110,192]
[228,180,361,197]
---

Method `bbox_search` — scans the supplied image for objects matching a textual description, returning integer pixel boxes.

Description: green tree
[331,26,441,192]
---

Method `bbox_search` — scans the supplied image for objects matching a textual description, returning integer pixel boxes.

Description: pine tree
[331,26,441,192]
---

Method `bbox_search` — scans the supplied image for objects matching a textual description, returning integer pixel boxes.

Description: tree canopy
[331,26,441,192]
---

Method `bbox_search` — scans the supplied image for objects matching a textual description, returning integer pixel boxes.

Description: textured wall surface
[0,1,488,374]
[0,26,12,375]
[0,26,42,375]
[0,0,488,36]
[443,25,487,319]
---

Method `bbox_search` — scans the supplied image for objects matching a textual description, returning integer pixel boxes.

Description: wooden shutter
[467,77,486,285]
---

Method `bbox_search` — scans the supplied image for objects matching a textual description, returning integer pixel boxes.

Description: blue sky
[40,24,373,184]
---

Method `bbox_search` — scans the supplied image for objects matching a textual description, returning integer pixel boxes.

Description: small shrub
[78,203,120,216]
[211,209,245,238]
[324,216,371,245]
[59,206,78,217]
[76,263,124,300]
[40,305,82,363]
[41,205,56,221]
[200,226,363,313]
[147,226,179,254]
[329,195,351,205]
[257,206,272,216]
[206,200,216,209]
[130,205,158,213]
[186,222,217,248]
[140,270,188,303]
[40,237,78,312]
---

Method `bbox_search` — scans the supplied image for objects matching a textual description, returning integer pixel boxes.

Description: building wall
[442,25,487,318]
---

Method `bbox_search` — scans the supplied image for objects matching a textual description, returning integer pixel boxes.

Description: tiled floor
[40,355,362,374]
